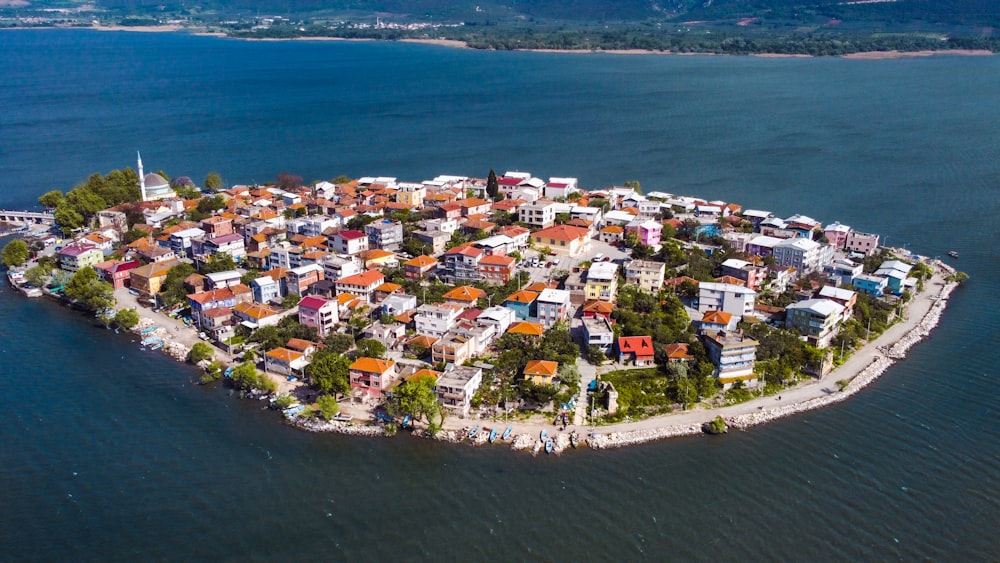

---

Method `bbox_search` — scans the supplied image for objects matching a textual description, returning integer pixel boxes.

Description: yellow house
[523,360,559,385]
[57,244,105,272]
[584,262,619,303]
[129,258,180,300]
[531,224,591,257]
[395,182,426,209]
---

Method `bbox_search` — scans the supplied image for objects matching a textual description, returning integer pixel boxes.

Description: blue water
[1,29,998,560]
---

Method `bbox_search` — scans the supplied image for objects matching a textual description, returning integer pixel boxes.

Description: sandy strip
[841,49,994,59]
[399,38,468,48]
[92,25,184,33]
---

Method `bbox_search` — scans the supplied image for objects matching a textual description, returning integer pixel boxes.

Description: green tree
[197,195,227,214]
[38,190,64,209]
[64,267,115,312]
[624,180,641,193]
[356,338,386,359]
[113,308,140,330]
[53,205,85,234]
[201,252,237,274]
[24,264,51,287]
[204,172,223,191]
[230,361,276,393]
[249,325,285,351]
[1,239,30,267]
[159,263,197,306]
[324,333,354,354]
[486,168,500,201]
[315,394,340,420]
[124,227,149,244]
[282,292,301,309]
[587,344,607,364]
[388,376,444,433]
[188,341,215,363]
[305,352,351,397]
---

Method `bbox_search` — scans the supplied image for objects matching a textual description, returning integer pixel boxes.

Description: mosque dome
[144,173,170,189]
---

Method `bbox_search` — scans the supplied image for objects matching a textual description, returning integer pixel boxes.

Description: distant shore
[21,27,995,59]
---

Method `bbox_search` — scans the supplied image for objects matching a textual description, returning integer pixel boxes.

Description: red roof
[337,270,385,287]
[337,229,367,240]
[618,336,654,355]
[298,295,331,310]
[532,224,590,242]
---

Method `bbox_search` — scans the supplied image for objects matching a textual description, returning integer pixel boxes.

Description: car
[593,253,604,262]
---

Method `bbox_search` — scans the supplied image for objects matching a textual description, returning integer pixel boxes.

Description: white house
[697,282,756,319]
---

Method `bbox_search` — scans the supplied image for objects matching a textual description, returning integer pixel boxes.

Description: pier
[0,209,56,225]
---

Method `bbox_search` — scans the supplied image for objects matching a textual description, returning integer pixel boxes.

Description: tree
[197,195,226,214]
[24,265,51,287]
[305,352,351,397]
[486,168,500,201]
[113,308,140,330]
[332,175,352,184]
[388,377,444,433]
[204,172,223,191]
[53,205,84,234]
[2,239,30,267]
[124,227,149,244]
[624,180,641,193]
[38,190,64,209]
[159,263,197,306]
[64,267,115,312]
[276,172,303,191]
[587,344,607,364]
[230,361,276,393]
[315,394,340,420]
[188,341,215,363]
[249,325,284,351]
[201,252,236,274]
[282,292,301,309]
[324,333,355,354]
[356,338,386,359]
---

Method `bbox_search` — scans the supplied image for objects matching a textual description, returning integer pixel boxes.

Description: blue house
[852,274,887,297]
[252,276,280,304]
[503,290,539,321]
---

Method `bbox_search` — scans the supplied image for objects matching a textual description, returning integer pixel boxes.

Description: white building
[518,199,558,229]
[414,303,463,338]
[772,238,833,276]
[436,366,483,418]
[697,282,756,319]
[535,288,571,328]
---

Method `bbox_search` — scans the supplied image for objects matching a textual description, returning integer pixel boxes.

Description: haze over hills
[20,0,1000,27]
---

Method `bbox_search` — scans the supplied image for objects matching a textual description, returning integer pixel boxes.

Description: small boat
[468,425,480,439]
[540,429,548,442]
[150,342,164,350]
[545,439,554,454]
[401,414,411,429]
[948,250,958,259]
[502,425,513,440]
[569,431,579,448]
[488,428,498,443]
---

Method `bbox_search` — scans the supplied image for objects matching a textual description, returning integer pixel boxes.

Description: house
[824,258,863,286]
[697,282,756,319]
[583,316,614,354]
[531,224,591,257]
[323,254,363,282]
[188,288,237,329]
[251,276,281,304]
[845,231,880,256]
[719,258,767,291]
[853,274,888,297]
[380,294,418,317]
[772,238,833,276]
[298,295,339,337]
[395,182,425,208]
[663,343,694,362]
[403,255,438,280]
[442,285,486,308]
[414,303,463,338]
[363,321,407,348]
[264,347,308,376]
[746,235,785,258]
[474,234,514,256]
[786,299,844,349]
[440,245,484,284]
[503,290,539,320]
[435,366,483,418]
[335,270,385,303]
[58,244,104,272]
[129,259,180,301]
[823,221,852,249]
[232,301,280,329]
[205,270,242,290]
[544,177,579,200]
[330,230,369,255]
[477,306,516,335]
[624,260,665,293]
[349,357,398,400]
[618,336,655,366]
[700,310,737,333]
[478,254,516,284]
[496,225,530,250]
[535,288,571,328]
[168,228,206,258]
[431,331,476,366]
[198,233,246,261]
[523,360,559,385]
[627,219,662,247]
[200,215,234,238]
[817,286,857,322]
[874,260,913,295]
[507,321,544,337]
[413,230,452,255]
[702,330,759,389]
[460,198,492,217]
[365,219,403,251]
[518,199,558,228]
[585,262,619,303]
[582,300,614,320]
[286,264,325,295]
[93,260,139,289]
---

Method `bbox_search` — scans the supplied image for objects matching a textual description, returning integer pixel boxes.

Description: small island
[1,158,966,453]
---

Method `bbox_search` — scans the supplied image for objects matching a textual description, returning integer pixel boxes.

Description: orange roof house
[617,336,655,366]
[663,343,694,362]
[523,359,559,385]
[442,285,486,306]
[507,321,544,337]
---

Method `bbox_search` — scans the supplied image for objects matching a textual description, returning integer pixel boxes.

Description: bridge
[0,209,56,225]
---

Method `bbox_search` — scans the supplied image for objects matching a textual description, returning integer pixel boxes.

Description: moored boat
[540,429,548,442]
[501,425,513,440]
[545,439,554,454]
[468,425,479,439]
[488,428,498,443]
[569,431,579,448]
[948,250,959,258]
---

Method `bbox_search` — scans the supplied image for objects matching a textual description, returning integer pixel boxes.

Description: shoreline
[8,27,995,59]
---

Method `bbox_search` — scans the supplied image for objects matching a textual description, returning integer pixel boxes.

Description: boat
[948,250,959,259]
[150,341,164,350]
[540,429,548,442]
[502,425,513,440]
[468,425,480,439]
[401,414,411,429]
[488,428,498,443]
[569,431,579,448]
[545,439,554,454]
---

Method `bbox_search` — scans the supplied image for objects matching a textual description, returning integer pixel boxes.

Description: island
[1,159,967,454]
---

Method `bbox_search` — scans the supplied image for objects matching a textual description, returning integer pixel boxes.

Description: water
[1,29,998,560]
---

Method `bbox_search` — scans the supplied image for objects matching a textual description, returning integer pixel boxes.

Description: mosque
[137,152,176,201]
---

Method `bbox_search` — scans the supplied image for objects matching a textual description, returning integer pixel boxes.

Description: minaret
[137,151,147,201]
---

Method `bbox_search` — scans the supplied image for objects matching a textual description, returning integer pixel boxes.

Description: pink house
[823,222,851,250]
[628,220,662,247]
[298,295,339,337]
[349,357,398,399]
[93,259,140,289]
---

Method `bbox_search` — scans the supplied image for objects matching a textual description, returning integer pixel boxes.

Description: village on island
[1,154,966,454]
